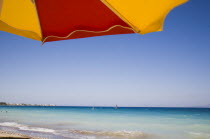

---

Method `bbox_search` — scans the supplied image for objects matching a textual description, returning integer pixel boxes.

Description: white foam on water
[0,122,55,133]
[188,132,210,139]
[65,129,155,139]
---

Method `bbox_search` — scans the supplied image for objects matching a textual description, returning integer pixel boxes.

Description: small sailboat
[115,104,118,109]
[92,106,94,110]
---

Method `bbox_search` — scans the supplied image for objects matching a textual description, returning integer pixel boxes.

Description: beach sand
[0,130,45,139]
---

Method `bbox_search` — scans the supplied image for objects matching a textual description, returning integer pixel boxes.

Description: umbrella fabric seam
[42,25,134,43]
[0,0,3,17]
[34,0,43,41]
[100,0,140,33]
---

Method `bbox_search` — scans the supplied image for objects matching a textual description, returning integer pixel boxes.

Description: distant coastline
[0,102,56,106]
[1,102,210,108]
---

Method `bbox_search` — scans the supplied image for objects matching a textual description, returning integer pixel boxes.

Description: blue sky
[0,0,210,107]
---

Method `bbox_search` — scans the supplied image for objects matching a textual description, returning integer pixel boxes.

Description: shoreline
[0,130,45,139]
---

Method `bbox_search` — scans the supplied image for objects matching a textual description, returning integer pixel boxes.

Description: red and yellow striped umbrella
[0,0,188,43]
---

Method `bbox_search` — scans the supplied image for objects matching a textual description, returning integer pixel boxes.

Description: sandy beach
[0,130,45,139]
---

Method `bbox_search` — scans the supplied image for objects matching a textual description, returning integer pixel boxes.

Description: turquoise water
[0,106,210,139]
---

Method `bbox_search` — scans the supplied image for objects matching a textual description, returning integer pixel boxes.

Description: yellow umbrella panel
[102,0,189,34]
[0,0,41,41]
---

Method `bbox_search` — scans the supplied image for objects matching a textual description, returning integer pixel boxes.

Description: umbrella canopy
[0,0,188,43]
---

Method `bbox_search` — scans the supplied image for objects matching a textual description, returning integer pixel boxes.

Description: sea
[0,106,210,139]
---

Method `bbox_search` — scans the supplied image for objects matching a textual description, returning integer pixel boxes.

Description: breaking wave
[0,122,155,139]
[188,132,210,139]
[0,122,55,133]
